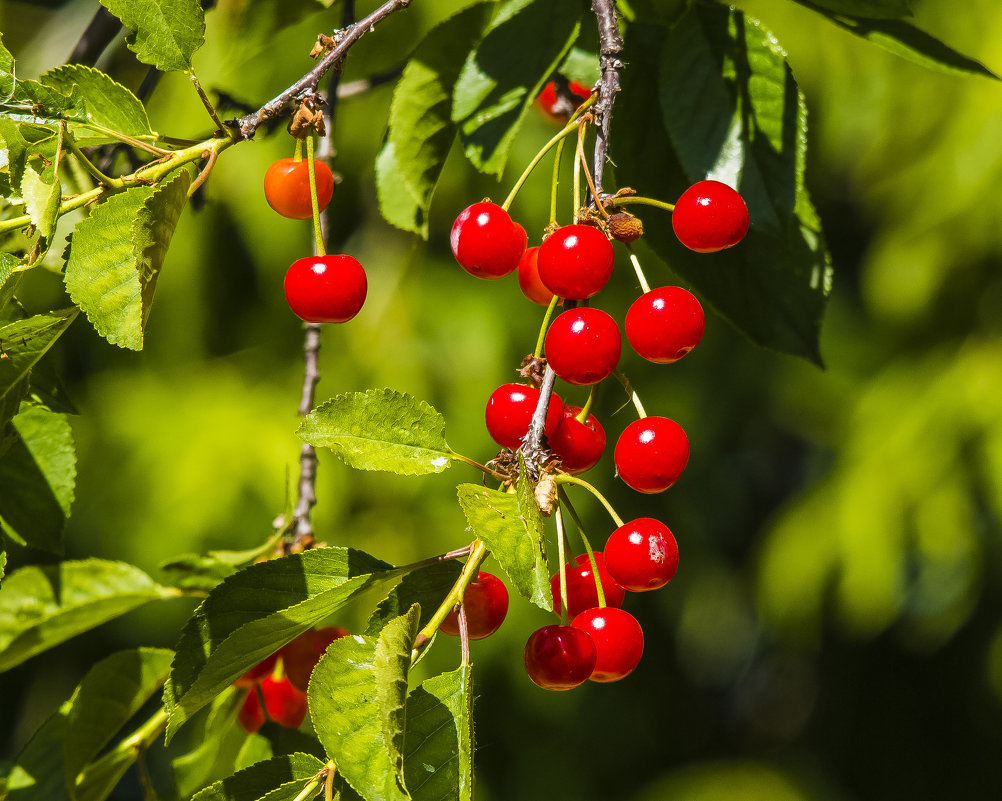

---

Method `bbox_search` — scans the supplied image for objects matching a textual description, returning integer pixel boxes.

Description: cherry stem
[412,539,489,659]
[612,369,648,419]
[458,603,471,666]
[399,543,473,572]
[292,777,323,801]
[609,195,675,212]
[307,135,326,256]
[324,762,336,801]
[557,490,606,607]
[294,138,304,162]
[576,121,609,219]
[62,127,115,186]
[188,70,231,138]
[534,295,560,358]
[549,135,566,224]
[626,244,652,294]
[576,384,597,423]
[501,120,583,212]
[555,505,570,624]
[451,451,507,480]
[572,137,582,221]
[555,474,625,528]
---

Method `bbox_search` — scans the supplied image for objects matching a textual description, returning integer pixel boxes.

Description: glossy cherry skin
[451,202,526,279]
[604,518,679,591]
[544,307,621,386]
[672,180,749,253]
[264,157,334,220]
[548,405,605,475]
[517,246,556,306]
[571,607,644,682]
[536,80,592,122]
[485,383,564,450]
[233,652,278,688]
[441,571,510,639]
[281,626,350,692]
[284,255,367,323]
[614,416,689,493]
[537,225,614,300]
[625,286,705,364]
[524,624,597,691]
[550,552,625,618]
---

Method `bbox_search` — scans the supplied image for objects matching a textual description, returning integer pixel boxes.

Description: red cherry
[571,607,644,682]
[672,180,749,253]
[548,405,605,475]
[260,675,307,728]
[537,225,614,300]
[485,383,564,450]
[544,307,621,386]
[625,287,705,364]
[281,626,351,692]
[263,157,334,220]
[238,688,266,733]
[284,254,367,323]
[550,551,625,618]
[450,202,526,279]
[536,80,592,122]
[233,652,278,688]
[517,246,556,306]
[604,518,679,591]
[614,416,689,493]
[523,624,597,691]
[441,571,510,639]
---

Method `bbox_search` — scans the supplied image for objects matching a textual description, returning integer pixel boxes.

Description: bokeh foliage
[1,0,1001,799]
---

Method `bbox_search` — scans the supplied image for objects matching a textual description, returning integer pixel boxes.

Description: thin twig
[232,0,411,140]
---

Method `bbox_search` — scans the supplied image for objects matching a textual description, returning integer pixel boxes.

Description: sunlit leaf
[40,65,154,141]
[98,0,206,72]
[20,164,60,244]
[190,753,326,801]
[0,309,77,408]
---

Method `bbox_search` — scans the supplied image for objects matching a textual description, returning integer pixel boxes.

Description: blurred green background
[2,0,1002,798]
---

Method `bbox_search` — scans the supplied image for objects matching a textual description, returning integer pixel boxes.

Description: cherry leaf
[98,0,205,73]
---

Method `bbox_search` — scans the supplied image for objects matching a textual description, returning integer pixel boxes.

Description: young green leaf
[309,606,419,801]
[98,0,206,73]
[403,666,474,801]
[365,559,462,635]
[456,463,550,612]
[0,34,13,99]
[160,530,285,591]
[299,388,453,475]
[452,0,583,175]
[65,171,189,351]
[0,405,77,553]
[190,753,326,801]
[0,559,173,672]
[0,308,77,407]
[164,547,401,741]
[377,3,493,236]
[63,648,174,793]
[20,164,61,244]
[39,65,155,142]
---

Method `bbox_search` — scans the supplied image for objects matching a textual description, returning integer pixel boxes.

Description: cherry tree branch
[232,0,411,140]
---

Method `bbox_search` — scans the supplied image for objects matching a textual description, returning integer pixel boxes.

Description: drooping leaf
[0,559,173,672]
[63,648,174,794]
[403,666,474,801]
[20,164,61,244]
[366,559,462,635]
[164,547,402,741]
[190,753,326,801]
[98,0,206,72]
[0,308,77,407]
[378,3,493,236]
[613,17,831,363]
[309,606,419,801]
[452,0,583,175]
[65,171,189,350]
[456,460,550,611]
[0,404,77,553]
[39,65,155,141]
[299,388,454,475]
[792,0,912,18]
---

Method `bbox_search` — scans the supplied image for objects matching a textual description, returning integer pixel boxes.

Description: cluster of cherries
[235,625,349,732]
[263,153,368,323]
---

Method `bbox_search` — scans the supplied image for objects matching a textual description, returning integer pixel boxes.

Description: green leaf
[365,559,462,635]
[452,0,583,175]
[171,689,250,800]
[0,551,5,581]
[0,35,13,99]
[0,309,77,408]
[5,699,73,801]
[63,648,173,792]
[614,17,831,363]
[816,13,999,78]
[73,749,135,801]
[793,0,912,18]
[456,459,550,611]
[21,164,61,244]
[65,171,189,350]
[164,547,401,741]
[309,606,419,801]
[378,3,493,236]
[0,374,29,453]
[0,559,171,672]
[39,65,155,141]
[0,253,31,315]
[160,530,284,591]
[0,119,32,199]
[0,405,77,553]
[98,0,206,72]
[299,389,454,475]
[403,666,474,801]
[190,753,326,801]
